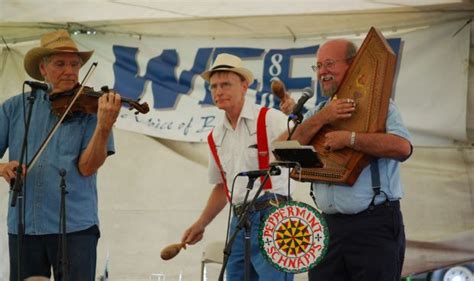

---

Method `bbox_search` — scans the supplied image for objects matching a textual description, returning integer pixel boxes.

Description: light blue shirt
[304,99,412,214]
[0,90,115,234]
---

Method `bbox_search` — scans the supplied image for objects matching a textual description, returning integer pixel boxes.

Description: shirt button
[329,204,333,208]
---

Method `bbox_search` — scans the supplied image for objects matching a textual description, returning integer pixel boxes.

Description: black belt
[233,194,289,217]
[324,200,400,217]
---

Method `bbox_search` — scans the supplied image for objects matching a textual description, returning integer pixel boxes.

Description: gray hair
[316,39,358,61]
[41,53,83,65]
[345,41,357,61]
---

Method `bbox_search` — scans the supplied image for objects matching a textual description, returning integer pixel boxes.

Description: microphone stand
[218,167,279,281]
[10,86,39,281]
[287,113,303,140]
[241,176,256,281]
[58,169,69,281]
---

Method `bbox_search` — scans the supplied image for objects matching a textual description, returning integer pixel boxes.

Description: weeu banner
[74,21,469,144]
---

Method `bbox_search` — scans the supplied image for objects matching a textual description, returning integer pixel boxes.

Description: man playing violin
[0,29,121,280]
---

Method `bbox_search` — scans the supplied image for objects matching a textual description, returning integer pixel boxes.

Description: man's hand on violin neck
[97,91,121,131]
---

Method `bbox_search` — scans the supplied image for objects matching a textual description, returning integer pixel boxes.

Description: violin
[49,84,149,117]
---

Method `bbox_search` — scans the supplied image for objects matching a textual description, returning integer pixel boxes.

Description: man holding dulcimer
[0,30,122,280]
[278,33,413,281]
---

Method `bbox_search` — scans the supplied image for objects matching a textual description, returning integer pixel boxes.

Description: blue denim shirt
[0,90,115,234]
[304,99,412,214]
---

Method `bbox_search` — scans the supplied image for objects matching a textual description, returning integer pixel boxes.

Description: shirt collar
[222,98,255,130]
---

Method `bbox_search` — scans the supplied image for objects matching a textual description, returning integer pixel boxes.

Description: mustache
[320,74,335,81]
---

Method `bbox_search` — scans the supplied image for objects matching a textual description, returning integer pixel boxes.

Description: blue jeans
[8,225,100,281]
[227,194,294,281]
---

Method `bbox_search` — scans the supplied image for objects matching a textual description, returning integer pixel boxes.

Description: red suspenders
[256,107,272,189]
[208,131,231,200]
[208,107,272,201]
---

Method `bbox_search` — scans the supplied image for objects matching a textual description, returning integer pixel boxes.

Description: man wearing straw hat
[0,29,121,280]
[181,53,294,280]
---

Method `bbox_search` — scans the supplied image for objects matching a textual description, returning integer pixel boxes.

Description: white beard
[319,75,338,97]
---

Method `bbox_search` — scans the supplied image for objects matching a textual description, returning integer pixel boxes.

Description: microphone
[238,167,281,178]
[24,81,53,93]
[288,87,314,122]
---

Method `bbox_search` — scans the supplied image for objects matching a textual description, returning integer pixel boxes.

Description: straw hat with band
[24,29,94,81]
[201,53,254,85]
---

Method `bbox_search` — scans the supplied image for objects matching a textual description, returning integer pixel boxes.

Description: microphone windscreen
[302,87,314,98]
[45,83,53,94]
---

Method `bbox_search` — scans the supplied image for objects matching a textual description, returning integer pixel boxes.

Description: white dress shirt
[208,98,293,205]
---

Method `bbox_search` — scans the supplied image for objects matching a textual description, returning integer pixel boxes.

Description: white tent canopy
[1,0,474,42]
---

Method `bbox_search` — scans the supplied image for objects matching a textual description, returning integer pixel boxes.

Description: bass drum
[258,201,329,273]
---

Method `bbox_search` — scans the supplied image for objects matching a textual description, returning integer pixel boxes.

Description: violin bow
[26,62,98,173]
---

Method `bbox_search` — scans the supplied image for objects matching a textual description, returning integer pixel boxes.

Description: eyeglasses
[311,58,352,72]
[208,81,234,92]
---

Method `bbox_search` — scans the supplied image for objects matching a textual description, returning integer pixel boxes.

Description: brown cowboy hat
[24,29,94,81]
[201,53,254,84]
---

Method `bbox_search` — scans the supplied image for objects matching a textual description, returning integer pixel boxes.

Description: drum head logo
[259,201,329,273]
